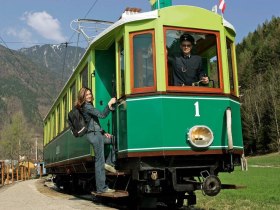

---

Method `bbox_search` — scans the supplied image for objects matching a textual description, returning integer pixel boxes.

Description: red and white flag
[219,0,226,13]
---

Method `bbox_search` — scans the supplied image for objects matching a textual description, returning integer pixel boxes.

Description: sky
[1,0,280,50]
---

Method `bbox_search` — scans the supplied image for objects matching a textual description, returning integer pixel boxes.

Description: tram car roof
[88,5,235,49]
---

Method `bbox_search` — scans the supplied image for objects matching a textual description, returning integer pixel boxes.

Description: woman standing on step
[76,87,117,194]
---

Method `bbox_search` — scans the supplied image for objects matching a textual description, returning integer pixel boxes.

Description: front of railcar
[117,4,243,207]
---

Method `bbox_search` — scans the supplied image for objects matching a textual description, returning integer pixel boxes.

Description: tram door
[116,38,127,151]
[94,44,116,135]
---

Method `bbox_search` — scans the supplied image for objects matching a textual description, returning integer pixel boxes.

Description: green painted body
[44,130,91,165]
[118,96,242,154]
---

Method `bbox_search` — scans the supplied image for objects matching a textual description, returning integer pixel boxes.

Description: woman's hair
[76,87,92,108]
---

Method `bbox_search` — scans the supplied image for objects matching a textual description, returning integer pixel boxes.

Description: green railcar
[43,2,243,208]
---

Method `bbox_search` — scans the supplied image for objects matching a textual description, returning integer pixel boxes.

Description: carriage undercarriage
[49,153,240,208]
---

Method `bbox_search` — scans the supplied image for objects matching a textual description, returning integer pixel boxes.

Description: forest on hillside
[237,16,280,154]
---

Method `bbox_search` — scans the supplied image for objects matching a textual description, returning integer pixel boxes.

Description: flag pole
[157,0,160,9]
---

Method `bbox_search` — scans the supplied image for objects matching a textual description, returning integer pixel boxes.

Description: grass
[194,153,280,210]
[247,153,280,167]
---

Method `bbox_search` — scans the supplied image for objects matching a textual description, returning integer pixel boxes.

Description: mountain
[19,44,85,82]
[0,44,62,131]
[0,43,85,134]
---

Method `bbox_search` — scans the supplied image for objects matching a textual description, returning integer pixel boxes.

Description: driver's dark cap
[180,33,194,44]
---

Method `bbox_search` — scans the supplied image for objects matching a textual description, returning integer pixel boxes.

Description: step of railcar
[105,171,126,176]
[91,190,129,198]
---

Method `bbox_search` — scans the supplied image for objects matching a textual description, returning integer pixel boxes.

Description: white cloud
[23,11,67,43]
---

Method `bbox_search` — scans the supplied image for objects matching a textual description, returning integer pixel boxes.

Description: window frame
[80,64,89,88]
[164,26,224,94]
[70,81,77,109]
[51,112,56,139]
[129,30,157,94]
[62,94,68,130]
[226,37,237,96]
[118,38,125,98]
[47,118,51,144]
[56,104,61,134]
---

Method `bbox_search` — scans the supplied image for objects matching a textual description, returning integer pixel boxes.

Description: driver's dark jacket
[81,102,110,132]
[171,53,205,86]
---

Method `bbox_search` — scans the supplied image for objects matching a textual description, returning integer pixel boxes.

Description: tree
[237,17,280,154]
[0,112,34,160]
[267,68,280,152]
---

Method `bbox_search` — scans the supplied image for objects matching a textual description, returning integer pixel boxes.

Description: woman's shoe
[103,188,115,193]
[104,163,117,173]
[94,188,115,194]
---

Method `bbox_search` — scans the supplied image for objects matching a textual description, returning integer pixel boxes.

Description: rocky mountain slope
[0,44,85,132]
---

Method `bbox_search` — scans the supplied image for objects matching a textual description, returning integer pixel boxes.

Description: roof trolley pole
[70,19,114,46]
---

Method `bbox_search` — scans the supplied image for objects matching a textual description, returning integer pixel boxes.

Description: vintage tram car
[43,2,243,208]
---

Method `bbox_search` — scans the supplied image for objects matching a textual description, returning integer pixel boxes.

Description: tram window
[208,55,219,88]
[131,31,156,92]
[44,121,48,145]
[227,38,235,94]
[47,118,51,144]
[43,123,46,145]
[118,39,125,96]
[80,65,88,88]
[63,94,68,129]
[166,29,220,88]
[70,82,76,109]
[52,113,56,139]
[56,104,61,134]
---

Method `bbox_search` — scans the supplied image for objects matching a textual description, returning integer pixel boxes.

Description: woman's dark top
[81,102,110,132]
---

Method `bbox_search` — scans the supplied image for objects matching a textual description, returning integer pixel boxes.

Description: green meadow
[194,153,280,210]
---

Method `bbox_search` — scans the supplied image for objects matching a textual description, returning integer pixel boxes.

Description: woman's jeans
[86,131,116,193]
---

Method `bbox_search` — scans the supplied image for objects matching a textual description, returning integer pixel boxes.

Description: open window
[165,27,223,93]
[130,30,156,93]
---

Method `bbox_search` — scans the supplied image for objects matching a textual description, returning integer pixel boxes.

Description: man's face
[180,40,192,55]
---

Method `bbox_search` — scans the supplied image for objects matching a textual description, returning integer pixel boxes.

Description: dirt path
[0,179,116,210]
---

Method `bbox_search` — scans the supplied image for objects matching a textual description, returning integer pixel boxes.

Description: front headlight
[188,126,214,148]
